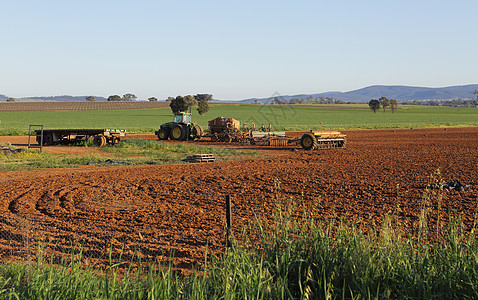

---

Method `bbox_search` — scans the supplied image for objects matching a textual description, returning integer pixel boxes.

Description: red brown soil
[0,127,477,272]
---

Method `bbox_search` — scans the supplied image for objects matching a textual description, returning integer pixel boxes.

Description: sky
[1,0,477,100]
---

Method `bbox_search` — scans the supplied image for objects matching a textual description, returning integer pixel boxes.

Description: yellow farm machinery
[205,117,346,150]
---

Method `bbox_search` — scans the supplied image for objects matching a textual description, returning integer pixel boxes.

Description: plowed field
[0,127,477,272]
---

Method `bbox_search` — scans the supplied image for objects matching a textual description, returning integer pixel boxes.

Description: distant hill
[2,84,477,103]
[240,84,478,103]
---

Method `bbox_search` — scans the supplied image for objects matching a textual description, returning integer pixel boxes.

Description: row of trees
[105,94,138,102]
[86,95,160,102]
[268,96,350,105]
[168,94,213,115]
[368,97,398,113]
[411,99,478,108]
[404,91,478,108]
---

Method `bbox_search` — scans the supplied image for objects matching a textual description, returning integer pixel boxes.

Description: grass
[1,179,478,299]
[98,138,257,165]
[0,139,258,171]
[0,150,105,171]
[1,104,478,135]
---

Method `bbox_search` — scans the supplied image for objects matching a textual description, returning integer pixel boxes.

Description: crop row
[0,101,169,111]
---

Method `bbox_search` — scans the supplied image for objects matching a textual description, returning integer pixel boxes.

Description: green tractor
[155,112,204,141]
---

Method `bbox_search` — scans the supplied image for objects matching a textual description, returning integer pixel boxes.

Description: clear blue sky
[1,0,477,100]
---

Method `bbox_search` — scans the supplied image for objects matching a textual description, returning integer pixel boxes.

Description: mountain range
[239,84,478,103]
[1,84,477,103]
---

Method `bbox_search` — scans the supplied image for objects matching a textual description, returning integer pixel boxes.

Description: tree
[6,98,15,102]
[86,96,96,102]
[194,94,212,116]
[184,95,197,108]
[169,95,197,113]
[379,97,390,112]
[390,99,398,113]
[194,94,213,103]
[273,97,282,105]
[197,99,209,115]
[148,97,158,102]
[474,90,478,100]
[166,97,174,102]
[107,95,122,101]
[123,93,137,101]
[369,99,380,113]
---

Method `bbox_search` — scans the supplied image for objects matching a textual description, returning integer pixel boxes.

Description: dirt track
[0,127,477,271]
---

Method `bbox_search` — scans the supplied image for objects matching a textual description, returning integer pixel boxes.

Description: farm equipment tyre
[93,135,107,147]
[300,133,318,150]
[191,124,204,140]
[43,134,54,146]
[113,137,121,144]
[157,128,169,140]
[223,135,232,143]
[171,125,187,140]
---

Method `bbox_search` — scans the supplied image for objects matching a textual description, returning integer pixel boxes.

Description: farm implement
[205,117,347,150]
[251,131,346,149]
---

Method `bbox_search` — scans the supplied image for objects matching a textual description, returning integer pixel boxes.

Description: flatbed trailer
[33,129,126,146]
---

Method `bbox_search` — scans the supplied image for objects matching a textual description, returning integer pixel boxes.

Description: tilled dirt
[0,127,477,272]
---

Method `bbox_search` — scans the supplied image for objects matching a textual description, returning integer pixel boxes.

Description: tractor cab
[174,112,192,124]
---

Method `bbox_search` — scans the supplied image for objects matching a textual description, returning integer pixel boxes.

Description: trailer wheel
[300,133,317,150]
[171,125,186,140]
[93,135,106,147]
[44,134,54,146]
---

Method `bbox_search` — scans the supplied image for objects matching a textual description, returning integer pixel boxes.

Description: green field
[1,104,477,135]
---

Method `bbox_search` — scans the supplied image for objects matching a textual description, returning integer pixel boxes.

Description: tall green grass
[0,150,106,171]
[0,139,258,171]
[98,138,257,165]
[1,179,477,299]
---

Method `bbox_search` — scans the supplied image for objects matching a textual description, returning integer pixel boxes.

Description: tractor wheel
[93,135,107,147]
[157,128,169,140]
[300,133,317,150]
[211,134,218,142]
[170,125,187,140]
[191,124,204,140]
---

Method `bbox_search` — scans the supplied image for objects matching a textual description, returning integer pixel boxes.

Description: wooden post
[226,195,232,248]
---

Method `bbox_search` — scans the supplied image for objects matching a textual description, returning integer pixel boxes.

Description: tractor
[155,112,204,141]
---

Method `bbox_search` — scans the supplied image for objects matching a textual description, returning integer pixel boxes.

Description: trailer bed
[33,128,126,146]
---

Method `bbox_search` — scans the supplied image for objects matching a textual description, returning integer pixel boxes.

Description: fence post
[226,195,232,248]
